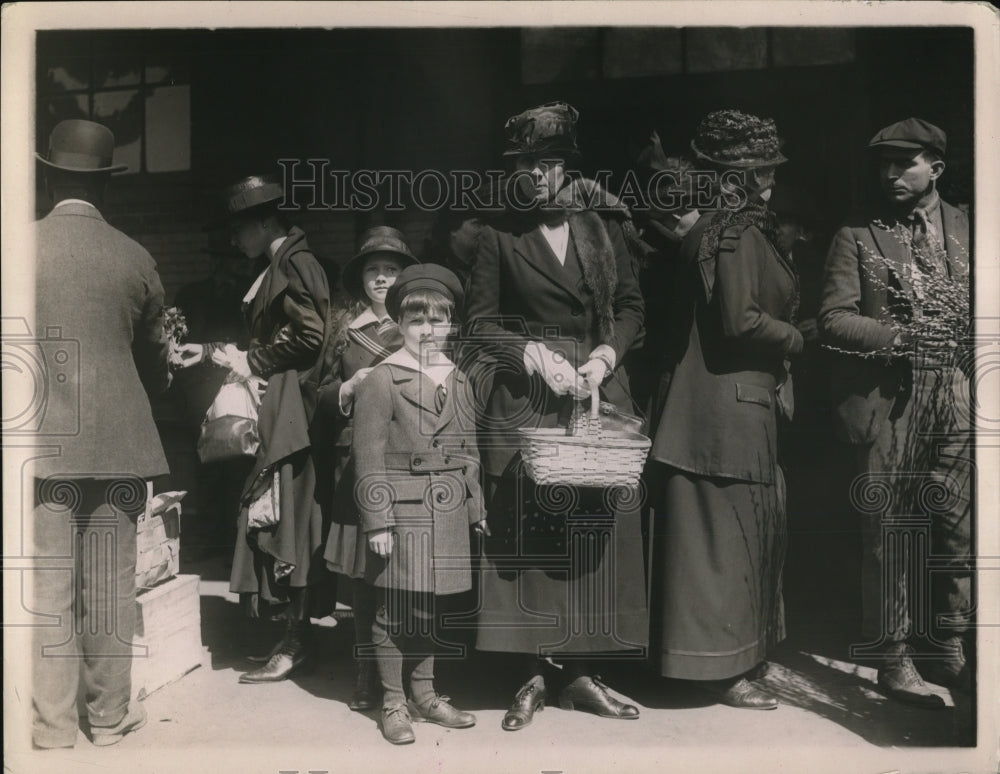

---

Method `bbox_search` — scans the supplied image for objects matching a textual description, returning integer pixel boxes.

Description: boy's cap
[868,118,947,157]
[386,264,464,320]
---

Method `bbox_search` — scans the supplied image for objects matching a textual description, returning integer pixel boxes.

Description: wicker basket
[519,385,651,488]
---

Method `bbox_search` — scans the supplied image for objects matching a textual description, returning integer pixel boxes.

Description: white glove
[523,342,588,398]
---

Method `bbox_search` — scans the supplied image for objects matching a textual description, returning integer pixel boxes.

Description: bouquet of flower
[824,225,970,359]
[163,306,189,345]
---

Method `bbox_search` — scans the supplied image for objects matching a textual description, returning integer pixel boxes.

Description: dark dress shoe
[348,660,380,711]
[698,677,778,710]
[381,704,415,745]
[240,621,311,684]
[878,643,945,709]
[502,675,546,731]
[407,695,476,728]
[247,639,282,664]
[558,676,640,719]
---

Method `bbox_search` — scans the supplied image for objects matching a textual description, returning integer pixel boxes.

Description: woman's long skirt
[230,449,335,618]
[475,464,649,657]
[651,466,786,680]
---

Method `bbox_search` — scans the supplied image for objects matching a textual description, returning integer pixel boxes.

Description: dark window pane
[521,28,601,84]
[145,85,191,172]
[41,62,90,93]
[94,55,142,89]
[93,90,142,174]
[145,57,192,85]
[686,28,768,73]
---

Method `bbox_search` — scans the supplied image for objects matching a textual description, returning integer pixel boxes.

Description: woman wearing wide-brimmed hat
[464,101,648,729]
[174,175,334,684]
[314,226,418,711]
[648,110,802,709]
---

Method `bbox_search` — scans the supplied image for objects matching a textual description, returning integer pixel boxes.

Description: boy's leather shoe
[407,695,476,728]
[381,704,415,745]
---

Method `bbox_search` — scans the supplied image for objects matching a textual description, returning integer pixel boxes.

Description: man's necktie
[909,207,945,274]
[434,384,447,413]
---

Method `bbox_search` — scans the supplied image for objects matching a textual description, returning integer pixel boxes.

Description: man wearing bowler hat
[819,118,972,707]
[31,119,171,747]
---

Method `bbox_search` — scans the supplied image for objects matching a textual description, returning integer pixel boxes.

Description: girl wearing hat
[465,101,648,729]
[648,110,802,709]
[174,175,334,684]
[315,226,418,711]
[351,264,487,744]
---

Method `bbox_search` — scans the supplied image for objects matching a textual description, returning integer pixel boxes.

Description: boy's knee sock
[372,608,405,707]
[408,649,436,706]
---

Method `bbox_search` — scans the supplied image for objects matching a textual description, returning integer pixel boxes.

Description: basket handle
[589,381,600,420]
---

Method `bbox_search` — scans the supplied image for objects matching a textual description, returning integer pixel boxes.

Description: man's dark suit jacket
[34,201,170,480]
[818,199,969,444]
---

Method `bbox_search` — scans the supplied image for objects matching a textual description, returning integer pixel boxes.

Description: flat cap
[868,117,947,156]
[386,263,464,321]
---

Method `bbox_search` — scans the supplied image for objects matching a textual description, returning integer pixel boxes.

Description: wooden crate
[136,488,185,590]
[132,574,208,699]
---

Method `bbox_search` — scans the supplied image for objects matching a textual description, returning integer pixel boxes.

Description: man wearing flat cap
[31,119,171,747]
[819,118,972,707]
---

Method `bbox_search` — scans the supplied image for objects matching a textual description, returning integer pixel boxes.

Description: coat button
[413,457,422,466]
[432,440,440,448]
[571,308,582,317]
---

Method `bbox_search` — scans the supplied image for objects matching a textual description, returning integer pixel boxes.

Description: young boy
[352,264,488,745]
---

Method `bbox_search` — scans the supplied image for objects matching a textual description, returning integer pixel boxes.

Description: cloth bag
[197,371,264,463]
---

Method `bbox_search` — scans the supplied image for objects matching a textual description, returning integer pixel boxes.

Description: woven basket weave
[519,385,651,488]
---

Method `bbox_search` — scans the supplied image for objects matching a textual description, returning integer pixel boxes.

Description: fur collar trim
[569,208,617,344]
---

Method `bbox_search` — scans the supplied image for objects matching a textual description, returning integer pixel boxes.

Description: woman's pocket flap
[735,383,772,408]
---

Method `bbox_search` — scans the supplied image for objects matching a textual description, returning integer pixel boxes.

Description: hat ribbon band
[48,149,114,169]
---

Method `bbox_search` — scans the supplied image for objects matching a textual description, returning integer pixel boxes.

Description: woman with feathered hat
[648,110,802,709]
[464,101,648,730]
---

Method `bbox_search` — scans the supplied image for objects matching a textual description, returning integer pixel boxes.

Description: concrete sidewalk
[5,556,984,774]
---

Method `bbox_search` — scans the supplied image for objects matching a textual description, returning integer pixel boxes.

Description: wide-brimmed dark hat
[36,119,128,174]
[690,109,787,169]
[223,175,285,217]
[868,117,947,157]
[386,263,464,321]
[503,101,580,158]
[342,226,419,301]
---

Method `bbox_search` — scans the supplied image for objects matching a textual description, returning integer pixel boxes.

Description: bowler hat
[386,263,464,322]
[36,119,128,174]
[690,109,787,169]
[223,175,285,217]
[868,117,947,157]
[342,226,419,301]
[503,101,580,158]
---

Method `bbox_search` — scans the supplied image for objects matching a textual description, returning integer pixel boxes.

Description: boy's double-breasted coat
[352,350,484,595]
